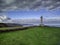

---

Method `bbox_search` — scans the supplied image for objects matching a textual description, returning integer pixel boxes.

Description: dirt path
[0,27,28,33]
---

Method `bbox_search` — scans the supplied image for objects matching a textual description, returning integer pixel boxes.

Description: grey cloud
[0,15,11,23]
[0,0,60,11]
[49,2,60,10]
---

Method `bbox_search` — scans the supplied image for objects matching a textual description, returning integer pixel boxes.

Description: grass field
[0,26,60,45]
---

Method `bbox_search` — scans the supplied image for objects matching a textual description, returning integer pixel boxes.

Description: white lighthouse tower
[40,16,44,26]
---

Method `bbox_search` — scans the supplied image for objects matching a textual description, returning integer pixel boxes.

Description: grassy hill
[0,26,60,45]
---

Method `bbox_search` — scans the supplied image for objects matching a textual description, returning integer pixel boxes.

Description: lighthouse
[40,16,44,26]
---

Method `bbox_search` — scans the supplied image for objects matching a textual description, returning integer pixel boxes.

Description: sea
[22,23,60,27]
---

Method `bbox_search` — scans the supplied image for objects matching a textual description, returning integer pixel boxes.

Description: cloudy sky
[2,8,60,19]
[0,0,60,24]
[0,0,60,11]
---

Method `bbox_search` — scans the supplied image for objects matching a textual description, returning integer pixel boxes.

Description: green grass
[0,26,60,45]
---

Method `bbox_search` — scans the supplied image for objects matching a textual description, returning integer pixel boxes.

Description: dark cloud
[0,0,60,11]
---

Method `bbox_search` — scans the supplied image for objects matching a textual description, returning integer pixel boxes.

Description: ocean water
[44,24,60,27]
[23,23,60,27]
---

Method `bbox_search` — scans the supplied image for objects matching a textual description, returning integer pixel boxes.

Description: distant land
[0,18,60,27]
[0,15,60,27]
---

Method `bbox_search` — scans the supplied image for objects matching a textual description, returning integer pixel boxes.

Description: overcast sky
[0,0,60,19]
